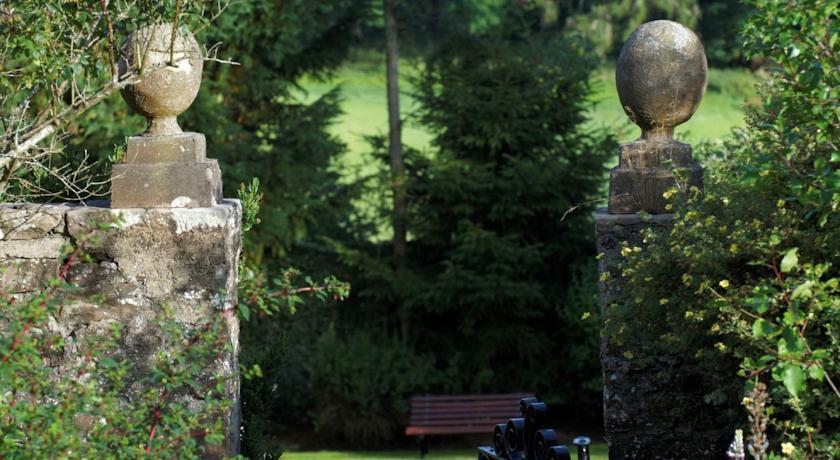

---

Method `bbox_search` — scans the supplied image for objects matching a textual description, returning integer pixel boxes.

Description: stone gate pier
[0,24,241,456]
[595,21,728,458]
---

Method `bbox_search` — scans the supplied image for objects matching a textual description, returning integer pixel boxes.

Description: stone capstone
[111,132,222,209]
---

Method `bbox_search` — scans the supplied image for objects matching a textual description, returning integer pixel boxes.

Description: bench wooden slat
[406,425,499,436]
[411,407,519,418]
[411,402,519,412]
[410,418,509,426]
[411,415,514,423]
[405,393,534,437]
[410,393,531,402]
[410,411,519,425]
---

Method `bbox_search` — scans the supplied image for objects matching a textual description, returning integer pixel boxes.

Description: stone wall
[0,200,242,455]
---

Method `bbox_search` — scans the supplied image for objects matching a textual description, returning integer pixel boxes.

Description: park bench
[406,393,534,457]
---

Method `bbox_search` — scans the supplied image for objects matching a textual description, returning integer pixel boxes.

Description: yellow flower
[742,397,753,406]
[719,279,730,288]
[781,442,796,456]
[620,246,632,257]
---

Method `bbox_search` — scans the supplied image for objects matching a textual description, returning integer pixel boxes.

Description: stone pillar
[0,201,242,456]
[595,20,726,458]
[0,23,240,457]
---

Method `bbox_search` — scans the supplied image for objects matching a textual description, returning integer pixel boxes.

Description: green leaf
[238,303,250,322]
[780,248,799,273]
[778,327,807,356]
[791,281,813,300]
[758,354,776,364]
[782,364,806,397]
[808,365,824,381]
[748,295,770,314]
[752,319,775,337]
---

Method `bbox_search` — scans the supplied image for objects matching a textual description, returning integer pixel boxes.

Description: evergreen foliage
[315,4,615,443]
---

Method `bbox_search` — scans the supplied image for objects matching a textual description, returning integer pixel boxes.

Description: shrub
[310,329,435,446]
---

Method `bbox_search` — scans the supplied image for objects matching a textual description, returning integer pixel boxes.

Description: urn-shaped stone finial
[119,23,203,137]
[111,23,222,209]
[616,20,707,141]
[608,20,706,214]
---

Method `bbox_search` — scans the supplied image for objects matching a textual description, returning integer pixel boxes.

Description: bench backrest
[406,393,535,436]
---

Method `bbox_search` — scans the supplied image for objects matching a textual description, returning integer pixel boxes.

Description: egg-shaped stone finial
[616,20,707,141]
[119,23,203,137]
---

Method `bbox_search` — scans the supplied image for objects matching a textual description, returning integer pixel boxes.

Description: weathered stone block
[0,258,62,293]
[110,160,222,208]
[608,140,703,214]
[608,163,702,214]
[0,203,69,240]
[125,132,206,164]
[0,236,67,259]
[65,200,243,454]
[617,139,694,169]
[67,200,240,310]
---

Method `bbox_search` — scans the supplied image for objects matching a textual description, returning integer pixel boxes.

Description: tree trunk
[384,0,409,341]
[384,0,407,267]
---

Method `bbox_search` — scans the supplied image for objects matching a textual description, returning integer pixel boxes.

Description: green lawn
[283,444,609,460]
[298,53,760,179]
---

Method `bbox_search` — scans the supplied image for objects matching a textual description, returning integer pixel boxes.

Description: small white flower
[781,442,796,456]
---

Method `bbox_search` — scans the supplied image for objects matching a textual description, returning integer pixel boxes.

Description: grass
[297,53,761,179]
[283,444,609,460]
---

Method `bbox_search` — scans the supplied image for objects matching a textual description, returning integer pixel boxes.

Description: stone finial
[119,23,203,137]
[608,20,706,214]
[110,23,222,209]
[616,20,707,141]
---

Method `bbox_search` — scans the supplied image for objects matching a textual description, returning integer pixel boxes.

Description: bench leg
[418,435,429,459]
